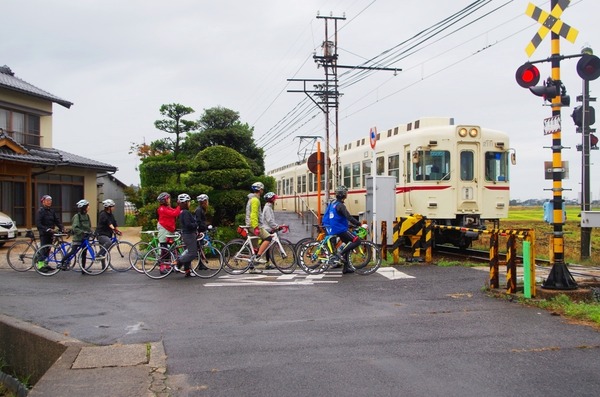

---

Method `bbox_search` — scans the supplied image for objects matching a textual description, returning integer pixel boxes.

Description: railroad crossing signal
[515,63,540,88]
[576,54,600,81]
[525,0,578,57]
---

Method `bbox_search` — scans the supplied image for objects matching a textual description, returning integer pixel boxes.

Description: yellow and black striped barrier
[388,214,432,263]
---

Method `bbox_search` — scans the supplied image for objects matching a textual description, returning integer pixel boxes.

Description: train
[267,117,513,248]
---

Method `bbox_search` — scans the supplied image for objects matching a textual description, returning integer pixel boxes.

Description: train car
[267,117,513,248]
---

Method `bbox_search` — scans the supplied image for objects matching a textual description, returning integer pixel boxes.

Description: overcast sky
[3,0,599,201]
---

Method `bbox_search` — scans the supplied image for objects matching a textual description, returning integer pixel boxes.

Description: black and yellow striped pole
[521,0,578,290]
[542,0,577,290]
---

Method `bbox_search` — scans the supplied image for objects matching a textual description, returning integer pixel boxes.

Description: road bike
[105,234,137,272]
[130,230,182,273]
[7,230,41,271]
[296,228,381,275]
[141,232,223,279]
[33,232,110,276]
[221,225,296,274]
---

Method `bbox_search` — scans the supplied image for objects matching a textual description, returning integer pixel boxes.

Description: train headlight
[469,128,478,138]
[458,128,468,137]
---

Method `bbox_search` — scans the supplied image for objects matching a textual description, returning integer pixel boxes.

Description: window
[0,107,42,146]
[376,156,385,176]
[352,162,360,188]
[485,152,509,181]
[36,174,84,224]
[460,151,475,181]
[362,160,371,187]
[388,154,400,183]
[343,164,351,188]
[412,150,451,181]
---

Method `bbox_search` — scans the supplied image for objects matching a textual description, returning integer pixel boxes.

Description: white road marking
[376,268,415,280]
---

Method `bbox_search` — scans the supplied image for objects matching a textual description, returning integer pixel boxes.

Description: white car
[0,211,18,247]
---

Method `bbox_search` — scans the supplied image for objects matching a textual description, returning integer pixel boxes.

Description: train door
[457,144,479,214]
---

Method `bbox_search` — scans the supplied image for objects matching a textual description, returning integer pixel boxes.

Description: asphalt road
[1,262,600,396]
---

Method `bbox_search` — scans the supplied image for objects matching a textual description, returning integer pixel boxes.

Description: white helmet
[177,193,191,203]
[102,199,115,208]
[197,194,209,202]
[251,181,264,192]
[76,199,89,208]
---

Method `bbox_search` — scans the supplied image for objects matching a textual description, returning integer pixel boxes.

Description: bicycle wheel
[79,241,110,275]
[294,237,314,259]
[348,241,381,275]
[193,245,223,278]
[222,240,252,274]
[108,241,135,272]
[297,241,330,274]
[32,244,62,276]
[270,241,296,274]
[142,247,175,279]
[130,241,152,273]
[7,241,36,271]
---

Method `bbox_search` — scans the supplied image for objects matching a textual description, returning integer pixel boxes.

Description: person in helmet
[97,198,121,251]
[260,192,281,270]
[174,193,198,277]
[322,186,362,274]
[59,199,93,271]
[245,181,268,273]
[34,195,65,272]
[195,194,210,233]
[156,192,181,248]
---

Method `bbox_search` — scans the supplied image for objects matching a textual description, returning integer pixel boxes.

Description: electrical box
[581,211,600,228]
[365,176,396,245]
[543,201,566,223]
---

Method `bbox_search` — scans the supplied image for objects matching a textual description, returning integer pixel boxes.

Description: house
[0,65,118,229]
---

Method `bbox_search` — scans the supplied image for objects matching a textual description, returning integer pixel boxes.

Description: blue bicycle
[33,232,110,276]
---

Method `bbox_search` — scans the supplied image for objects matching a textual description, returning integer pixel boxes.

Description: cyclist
[174,193,197,278]
[35,195,64,272]
[59,199,93,271]
[322,186,363,274]
[245,181,268,273]
[195,194,210,233]
[157,192,181,251]
[97,198,121,251]
[260,192,281,270]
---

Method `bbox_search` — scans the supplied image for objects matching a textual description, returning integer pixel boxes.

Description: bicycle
[7,229,41,271]
[221,225,296,274]
[130,230,182,273]
[33,232,110,276]
[105,233,137,272]
[142,232,223,279]
[296,227,381,275]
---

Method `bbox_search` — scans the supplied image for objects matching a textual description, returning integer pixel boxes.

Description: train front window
[412,150,450,181]
[485,152,509,182]
[460,151,474,181]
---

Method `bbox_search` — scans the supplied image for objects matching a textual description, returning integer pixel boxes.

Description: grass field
[472,206,600,265]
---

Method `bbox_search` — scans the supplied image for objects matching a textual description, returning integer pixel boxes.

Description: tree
[182,106,265,174]
[154,104,197,161]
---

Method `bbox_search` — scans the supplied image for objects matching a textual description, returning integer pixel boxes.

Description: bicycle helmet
[177,193,191,203]
[157,192,170,204]
[251,181,264,192]
[76,199,90,208]
[102,199,115,208]
[40,195,52,202]
[264,192,277,202]
[197,194,209,202]
[335,185,348,200]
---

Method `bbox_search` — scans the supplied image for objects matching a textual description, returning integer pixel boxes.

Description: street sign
[543,115,561,135]
[306,151,329,174]
[525,0,578,57]
[369,127,377,149]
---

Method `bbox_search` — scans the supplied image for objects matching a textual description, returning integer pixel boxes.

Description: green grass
[529,294,600,327]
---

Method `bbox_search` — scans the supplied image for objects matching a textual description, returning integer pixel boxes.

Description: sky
[3,0,599,201]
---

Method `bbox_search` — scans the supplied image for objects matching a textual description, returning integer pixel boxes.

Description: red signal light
[516,63,540,88]
[576,54,600,81]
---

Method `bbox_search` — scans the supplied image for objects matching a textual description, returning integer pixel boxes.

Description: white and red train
[267,117,512,247]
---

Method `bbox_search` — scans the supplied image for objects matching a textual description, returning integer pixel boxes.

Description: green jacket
[71,212,92,243]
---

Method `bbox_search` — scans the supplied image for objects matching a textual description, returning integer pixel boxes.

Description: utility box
[543,201,566,223]
[365,176,396,245]
[581,211,600,227]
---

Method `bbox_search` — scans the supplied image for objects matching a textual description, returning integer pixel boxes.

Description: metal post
[542,0,577,290]
[580,76,592,259]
